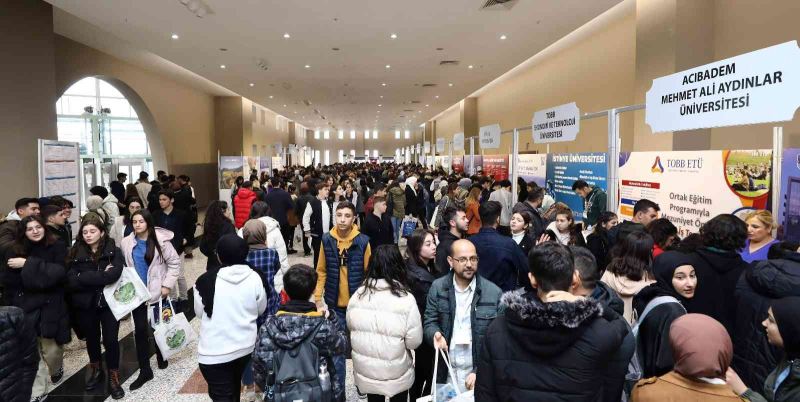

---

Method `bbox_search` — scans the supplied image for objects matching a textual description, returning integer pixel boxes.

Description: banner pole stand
[772,126,784,217]
[607,108,619,213]
[511,128,520,206]
[449,140,453,174]
[469,137,475,176]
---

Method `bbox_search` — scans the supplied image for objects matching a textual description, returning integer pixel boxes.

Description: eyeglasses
[453,256,479,264]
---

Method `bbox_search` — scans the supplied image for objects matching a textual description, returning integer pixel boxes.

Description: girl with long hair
[586,211,618,275]
[545,205,586,246]
[405,229,438,400]
[66,215,125,398]
[119,209,181,391]
[465,187,482,236]
[109,197,143,246]
[199,201,236,271]
[601,231,656,323]
[1,216,70,400]
[347,245,422,402]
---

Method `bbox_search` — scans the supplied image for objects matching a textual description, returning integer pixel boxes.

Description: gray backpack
[266,322,332,402]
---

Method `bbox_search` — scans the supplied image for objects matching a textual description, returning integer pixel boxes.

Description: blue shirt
[740,238,779,263]
[132,238,149,284]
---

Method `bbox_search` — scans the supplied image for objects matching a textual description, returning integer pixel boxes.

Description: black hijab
[772,296,800,360]
[652,251,695,302]
[195,234,251,318]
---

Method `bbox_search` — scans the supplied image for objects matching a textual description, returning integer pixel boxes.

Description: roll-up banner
[517,154,548,187]
[618,150,772,236]
[483,154,510,181]
[453,133,465,151]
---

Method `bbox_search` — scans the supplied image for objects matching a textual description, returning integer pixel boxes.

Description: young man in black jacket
[152,189,192,305]
[361,196,394,250]
[476,242,628,401]
[434,206,467,276]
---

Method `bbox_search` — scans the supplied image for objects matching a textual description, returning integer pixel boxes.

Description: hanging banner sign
[416,143,421,153]
[424,141,431,153]
[619,150,772,236]
[453,133,465,151]
[646,41,800,133]
[532,102,580,143]
[436,138,446,152]
[479,124,501,149]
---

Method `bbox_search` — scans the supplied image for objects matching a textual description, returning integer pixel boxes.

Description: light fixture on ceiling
[385,65,391,69]
[381,83,387,86]
[269,95,273,99]
[171,33,179,40]
[220,64,226,69]
[390,33,398,39]
[283,104,287,107]
[448,83,454,87]
[182,0,210,18]
[425,104,430,107]
[468,65,474,69]
[249,83,254,87]
[380,95,384,99]
[435,95,439,99]
[304,64,311,69]
[378,104,382,107]
[283,33,291,39]
[500,34,507,40]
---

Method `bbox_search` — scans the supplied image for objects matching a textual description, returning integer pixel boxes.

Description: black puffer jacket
[406,258,436,319]
[591,280,625,317]
[590,281,635,402]
[0,306,39,402]
[632,283,687,378]
[252,301,348,401]
[732,255,800,394]
[687,248,749,338]
[0,240,71,344]
[66,238,124,310]
[476,290,627,401]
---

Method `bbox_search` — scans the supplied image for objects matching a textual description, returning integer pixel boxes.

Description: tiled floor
[50,240,368,402]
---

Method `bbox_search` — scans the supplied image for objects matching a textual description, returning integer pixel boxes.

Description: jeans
[390,216,402,243]
[75,306,120,369]
[199,354,250,402]
[241,360,254,386]
[331,307,348,393]
[132,302,164,370]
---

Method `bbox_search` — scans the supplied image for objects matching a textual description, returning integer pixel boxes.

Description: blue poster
[780,148,800,242]
[545,152,608,221]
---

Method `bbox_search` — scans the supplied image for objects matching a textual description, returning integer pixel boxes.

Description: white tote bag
[103,266,150,320]
[416,348,473,402]
[153,298,197,360]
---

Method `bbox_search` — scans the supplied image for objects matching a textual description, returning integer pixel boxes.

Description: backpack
[266,321,332,402]
[622,295,685,401]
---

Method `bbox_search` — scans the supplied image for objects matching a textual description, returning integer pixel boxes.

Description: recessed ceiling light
[390,33,398,39]
[448,83,454,87]
[269,95,273,99]
[378,104,382,107]
[305,65,311,69]
[249,83,255,87]
[425,104,430,107]
[220,64,226,69]
[468,65,474,69]
[171,33,179,40]
[283,104,287,107]
[380,95,384,99]
[381,83,387,86]
[385,65,391,69]
[435,95,439,99]
[500,34,507,40]
[283,33,291,39]
[377,111,380,113]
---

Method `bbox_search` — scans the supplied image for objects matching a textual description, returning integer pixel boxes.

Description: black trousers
[74,306,120,369]
[367,391,408,402]
[199,354,250,402]
[312,236,322,268]
[280,223,293,250]
[131,302,164,371]
[409,343,434,400]
[302,231,312,254]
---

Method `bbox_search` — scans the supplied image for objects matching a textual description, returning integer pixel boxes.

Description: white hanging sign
[424,141,431,153]
[479,124,501,149]
[436,138,446,152]
[532,102,580,143]
[453,133,465,151]
[646,40,800,133]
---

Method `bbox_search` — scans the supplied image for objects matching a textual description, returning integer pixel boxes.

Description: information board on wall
[618,150,772,236]
[38,139,80,236]
[483,154,510,181]
[272,156,284,171]
[259,157,271,175]
[436,138,446,153]
[646,41,800,132]
[532,102,580,143]
[517,154,548,187]
[453,133,465,151]
[546,153,608,222]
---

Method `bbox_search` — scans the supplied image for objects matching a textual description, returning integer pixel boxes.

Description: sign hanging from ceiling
[453,133,465,151]
[646,40,800,133]
[532,102,580,143]
[480,124,501,149]
[424,141,431,153]
[436,138,446,153]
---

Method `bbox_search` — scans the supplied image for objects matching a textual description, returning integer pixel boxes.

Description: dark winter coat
[742,359,800,402]
[687,247,749,338]
[732,255,800,394]
[434,228,460,277]
[590,281,635,401]
[406,258,436,319]
[47,224,71,248]
[0,241,71,344]
[362,213,394,250]
[608,220,645,250]
[632,283,687,378]
[199,220,236,271]
[252,301,348,401]
[404,186,419,218]
[0,306,39,402]
[468,227,528,292]
[264,188,294,227]
[586,231,613,274]
[475,290,628,401]
[66,238,124,310]
[0,219,20,255]
[153,208,193,254]
[423,272,502,383]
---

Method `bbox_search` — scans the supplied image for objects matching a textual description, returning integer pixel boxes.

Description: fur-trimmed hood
[501,289,604,357]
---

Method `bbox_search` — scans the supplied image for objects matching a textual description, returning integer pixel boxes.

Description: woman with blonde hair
[465,187,482,236]
[740,210,778,263]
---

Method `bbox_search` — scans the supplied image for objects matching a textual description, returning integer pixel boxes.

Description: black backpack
[266,322,332,402]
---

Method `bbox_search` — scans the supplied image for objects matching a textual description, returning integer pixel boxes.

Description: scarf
[670,313,732,379]
[243,219,268,249]
[772,296,800,360]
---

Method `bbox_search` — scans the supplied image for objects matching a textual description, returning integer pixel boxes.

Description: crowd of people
[1,161,799,402]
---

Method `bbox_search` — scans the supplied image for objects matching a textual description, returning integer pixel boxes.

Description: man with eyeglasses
[423,239,502,394]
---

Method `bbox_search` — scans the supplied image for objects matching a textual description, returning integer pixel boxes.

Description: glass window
[373,150,379,158]
[350,130,356,140]
[372,130,378,139]
[324,130,330,139]
[314,130,321,139]
[364,130,369,140]
[338,130,344,140]
[404,130,410,139]
[395,130,400,139]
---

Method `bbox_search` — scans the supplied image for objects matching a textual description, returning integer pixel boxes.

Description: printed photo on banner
[779,149,800,243]
[483,154,510,181]
[618,150,771,237]
[546,153,607,222]
[451,156,465,173]
[464,156,483,176]
[219,156,244,189]
[246,156,259,175]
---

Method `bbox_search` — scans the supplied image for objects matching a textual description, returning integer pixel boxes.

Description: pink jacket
[120,227,182,304]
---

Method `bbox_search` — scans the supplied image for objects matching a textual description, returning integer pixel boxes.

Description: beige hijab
[242,219,268,249]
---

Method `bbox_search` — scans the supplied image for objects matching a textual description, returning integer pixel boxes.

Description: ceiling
[47,0,621,134]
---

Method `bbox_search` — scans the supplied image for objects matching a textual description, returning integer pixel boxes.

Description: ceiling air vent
[410,101,422,104]
[255,58,270,71]
[422,83,437,87]
[303,100,312,106]
[480,0,518,10]
[439,60,460,66]
[404,109,415,112]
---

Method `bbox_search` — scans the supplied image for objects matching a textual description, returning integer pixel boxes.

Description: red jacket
[233,187,257,228]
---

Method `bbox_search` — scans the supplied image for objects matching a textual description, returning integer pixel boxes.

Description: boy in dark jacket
[253,264,348,401]
[0,306,39,402]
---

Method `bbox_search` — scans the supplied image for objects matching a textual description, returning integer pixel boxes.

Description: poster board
[259,157,271,175]
[517,154,548,187]
[451,156,465,173]
[482,155,510,181]
[464,156,483,176]
[271,156,284,171]
[780,148,800,242]
[618,150,772,236]
[38,139,80,237]
[219,156,244,201]
[546,153,608,222]
[246,156,259,176]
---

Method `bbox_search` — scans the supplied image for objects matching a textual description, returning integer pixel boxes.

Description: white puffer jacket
[346,279,423,397]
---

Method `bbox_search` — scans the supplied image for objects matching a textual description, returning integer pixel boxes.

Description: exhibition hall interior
[2,0,800,401]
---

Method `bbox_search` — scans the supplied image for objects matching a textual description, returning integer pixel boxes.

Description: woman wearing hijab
[404,176,419,223]
[632,314,743,401]
[632,251,697,378]
[727,296,800,402]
